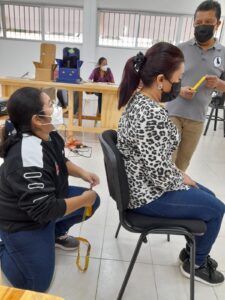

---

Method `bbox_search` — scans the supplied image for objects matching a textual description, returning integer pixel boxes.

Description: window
[0,6,4,37]
[99,11,139,47]
[137,15,179,48]
[4,4,41,40]
[0,6,3,37]
[44,6,83,43]
[98,9,225,48]
[1,3,83,43]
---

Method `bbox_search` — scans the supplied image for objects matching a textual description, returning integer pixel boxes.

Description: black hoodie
[0,131,68,232]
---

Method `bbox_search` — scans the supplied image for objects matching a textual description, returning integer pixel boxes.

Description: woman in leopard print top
[118,92,188,209]
[117,42,225,285]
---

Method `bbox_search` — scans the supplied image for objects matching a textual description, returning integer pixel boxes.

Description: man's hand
[180,86,196,100]
[81,171,100,187]
[205,75,220,89]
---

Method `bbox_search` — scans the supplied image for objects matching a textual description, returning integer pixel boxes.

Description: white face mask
[101,65,108,72]
[39,105,64,127]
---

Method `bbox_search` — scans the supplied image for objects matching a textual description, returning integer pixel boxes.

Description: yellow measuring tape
[76,206,92,272]
[192,76,206,91]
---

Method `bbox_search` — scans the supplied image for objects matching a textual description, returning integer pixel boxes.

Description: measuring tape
[76,205,93,272]
[192,76,206,91]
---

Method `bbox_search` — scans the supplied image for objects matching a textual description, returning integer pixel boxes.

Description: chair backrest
[99,130,130,212]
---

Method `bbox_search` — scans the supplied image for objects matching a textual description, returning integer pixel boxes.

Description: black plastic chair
[203,92,225,137]
[99,130,207,300]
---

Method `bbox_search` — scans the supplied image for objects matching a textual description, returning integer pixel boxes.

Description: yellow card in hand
[192,76,206,91]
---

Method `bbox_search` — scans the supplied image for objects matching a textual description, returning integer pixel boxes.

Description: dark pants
[57,90,79,114]
[134,183,224,266]
[95,93,102,114]
[0,186,100,292]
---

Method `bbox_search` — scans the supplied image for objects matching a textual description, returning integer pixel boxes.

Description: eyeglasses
[37,103,61,118]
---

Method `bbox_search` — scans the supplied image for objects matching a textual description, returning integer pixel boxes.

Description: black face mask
[160,80,181,103]
[194,25,214,43]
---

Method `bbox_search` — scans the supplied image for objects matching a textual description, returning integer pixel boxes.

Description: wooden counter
[0,77,123,133]
[0,285,64,300]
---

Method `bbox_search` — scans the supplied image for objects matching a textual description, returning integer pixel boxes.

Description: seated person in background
[0,87,100,292]
[88,57,115,114]
[117,42,225,286]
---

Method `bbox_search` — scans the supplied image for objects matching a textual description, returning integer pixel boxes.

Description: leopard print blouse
[117,92,189,209]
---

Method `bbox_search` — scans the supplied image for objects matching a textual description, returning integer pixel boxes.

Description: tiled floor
[1,119,225,300]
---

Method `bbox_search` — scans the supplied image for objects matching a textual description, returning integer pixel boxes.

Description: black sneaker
[180,259,224,286]
[55,235,80,251]
[179,248,218,269]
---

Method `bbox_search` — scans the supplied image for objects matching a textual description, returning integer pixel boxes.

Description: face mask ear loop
[35,114,52,126]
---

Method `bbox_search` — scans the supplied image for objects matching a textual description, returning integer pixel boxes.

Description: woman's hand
[82,190,97,207]
[180,86,196,100]
[66,161,100,187]
[65,190,97,215]
[183,173,198,188]
[81,171,100,187]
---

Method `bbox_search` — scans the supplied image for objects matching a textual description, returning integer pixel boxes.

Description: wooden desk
[0,285,64,300]
[0,77,122,133]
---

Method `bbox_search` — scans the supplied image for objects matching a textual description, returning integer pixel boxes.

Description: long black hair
[0,87,43,158]
[118,42,184,109]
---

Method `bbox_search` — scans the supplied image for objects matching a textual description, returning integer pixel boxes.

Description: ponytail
[0,87,43,158]
[118,52,145,109]
[118,43,184,110]
[0,120,21,158]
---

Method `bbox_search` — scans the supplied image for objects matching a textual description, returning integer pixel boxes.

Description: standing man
[167,0,225,171]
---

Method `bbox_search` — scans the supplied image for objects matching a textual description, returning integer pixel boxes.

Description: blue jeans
[0,186,100,292]
[133,184,224,266]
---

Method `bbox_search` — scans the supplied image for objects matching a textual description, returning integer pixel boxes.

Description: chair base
[117,227,196,300]
[203,105,225,137]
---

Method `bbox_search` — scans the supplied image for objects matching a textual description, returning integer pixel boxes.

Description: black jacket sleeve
[7,165,66,224]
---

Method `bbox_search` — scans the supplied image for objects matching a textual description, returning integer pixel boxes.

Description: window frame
[0,2,83,44]
[97,8,225,50]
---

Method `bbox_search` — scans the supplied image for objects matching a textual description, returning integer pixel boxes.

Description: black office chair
[99,130,207,300]
[203,92,225,137]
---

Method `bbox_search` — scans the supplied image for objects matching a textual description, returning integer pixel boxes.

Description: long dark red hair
[118,42,184,109]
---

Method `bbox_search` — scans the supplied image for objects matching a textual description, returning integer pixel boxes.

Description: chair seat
[124,211,207,235]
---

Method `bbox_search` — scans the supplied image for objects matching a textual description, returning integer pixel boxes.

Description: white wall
[0,0,225,84]
[0,39,82,78]
[11,0,84,6]
[98,0,225,15]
